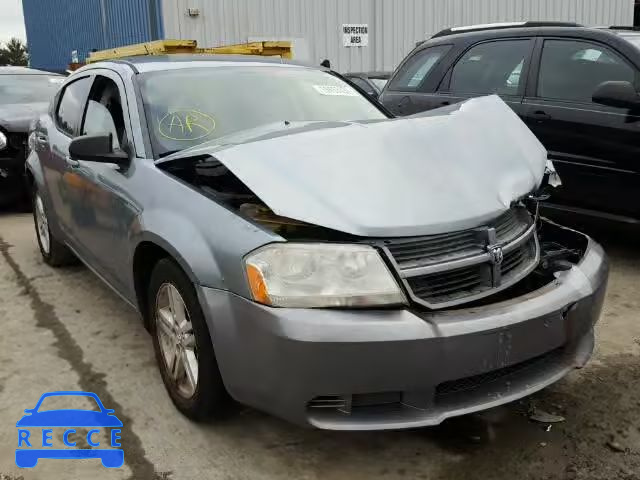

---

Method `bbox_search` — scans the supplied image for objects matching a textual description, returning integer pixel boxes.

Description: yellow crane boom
[86,39,292,64]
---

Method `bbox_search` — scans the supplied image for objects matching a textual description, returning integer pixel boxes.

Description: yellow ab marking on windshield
[185,113,208,133]
[158,110,216,141]
[168,114,184,134]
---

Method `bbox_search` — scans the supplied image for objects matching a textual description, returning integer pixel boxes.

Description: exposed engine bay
[161,154,589,310]
[163,156,357,240]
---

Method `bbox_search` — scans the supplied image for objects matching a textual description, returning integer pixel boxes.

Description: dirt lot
[0,210,639,480]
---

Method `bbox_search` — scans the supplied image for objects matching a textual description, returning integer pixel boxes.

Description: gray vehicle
[26,55,608,430]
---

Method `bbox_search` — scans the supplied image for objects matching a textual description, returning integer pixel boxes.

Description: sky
[0,0,26,44]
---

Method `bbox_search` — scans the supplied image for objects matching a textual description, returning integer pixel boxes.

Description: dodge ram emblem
[488,245,504,265]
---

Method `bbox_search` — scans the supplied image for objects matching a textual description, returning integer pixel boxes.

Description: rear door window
[388,45,451,91]
[537,39,637,103]
[449,39,532,95]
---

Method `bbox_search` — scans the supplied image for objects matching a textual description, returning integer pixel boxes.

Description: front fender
[134,209,225,290]
[134,202,283,299]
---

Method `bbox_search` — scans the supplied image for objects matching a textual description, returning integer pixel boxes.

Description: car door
[433,38,535,118]
[67,70,141,295]
[38,75,93,242]
[522,38,640,218]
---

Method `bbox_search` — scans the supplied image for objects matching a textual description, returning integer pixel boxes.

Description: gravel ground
[0,210,638,480]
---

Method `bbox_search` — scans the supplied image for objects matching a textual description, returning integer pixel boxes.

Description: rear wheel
[32,189,76,267]
[148,258,231,421]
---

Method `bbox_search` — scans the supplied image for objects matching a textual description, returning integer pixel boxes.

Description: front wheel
[32,189,76,267]
[148,258,231,421]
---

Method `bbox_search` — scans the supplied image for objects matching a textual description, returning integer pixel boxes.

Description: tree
[0,38,29,66]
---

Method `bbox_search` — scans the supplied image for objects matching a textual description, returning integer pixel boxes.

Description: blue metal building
[22,0,164,72]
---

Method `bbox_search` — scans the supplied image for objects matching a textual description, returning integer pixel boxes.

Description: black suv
[380,23,640,223]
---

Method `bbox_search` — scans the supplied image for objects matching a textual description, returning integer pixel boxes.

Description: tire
[147,258,231,421]
[32,188,76,267]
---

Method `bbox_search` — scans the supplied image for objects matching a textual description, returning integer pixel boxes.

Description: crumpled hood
[164,95,548,237]
[0,102,48,132]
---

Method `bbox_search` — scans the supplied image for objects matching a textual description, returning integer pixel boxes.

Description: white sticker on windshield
[312,85,359,96]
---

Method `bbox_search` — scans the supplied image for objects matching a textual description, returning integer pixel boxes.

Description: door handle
[532,110,551,121]
[441,101,450,106]
[65,156,80,168]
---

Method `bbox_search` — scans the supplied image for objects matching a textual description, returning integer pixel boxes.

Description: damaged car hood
[0,102,48,132]
[160,95,548,237]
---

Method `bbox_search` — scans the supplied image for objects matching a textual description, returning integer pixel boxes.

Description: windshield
[621,34,640,50]
[0,74,63,104]
[139,65,386,157]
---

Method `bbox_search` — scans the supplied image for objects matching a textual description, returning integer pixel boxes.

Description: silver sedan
[26,55,607,429]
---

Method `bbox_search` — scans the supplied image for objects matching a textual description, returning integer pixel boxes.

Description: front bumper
[198,238,608,430]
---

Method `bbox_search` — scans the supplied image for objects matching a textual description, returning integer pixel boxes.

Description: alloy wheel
[34,194,50,255]
[155,283,199,398]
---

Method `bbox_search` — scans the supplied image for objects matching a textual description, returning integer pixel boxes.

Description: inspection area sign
[343,24,369,47]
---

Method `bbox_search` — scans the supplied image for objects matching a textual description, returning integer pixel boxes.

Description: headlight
[245,243,407,308]
[0,131,6,151]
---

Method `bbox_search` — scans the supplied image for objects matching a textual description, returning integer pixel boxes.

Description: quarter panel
[26,118,66,240]
[26,149,45,190]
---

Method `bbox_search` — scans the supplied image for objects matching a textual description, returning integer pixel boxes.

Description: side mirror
[69,133,129,165]
[592,81,640,109]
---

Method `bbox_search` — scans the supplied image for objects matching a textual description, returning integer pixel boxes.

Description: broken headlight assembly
[245,243,407,308]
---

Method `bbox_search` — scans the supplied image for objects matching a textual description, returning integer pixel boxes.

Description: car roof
[431,21,582,38]
[0,66,60,75]
[615,31,640,41]
[421,25,630,48]
[93,54,319,74]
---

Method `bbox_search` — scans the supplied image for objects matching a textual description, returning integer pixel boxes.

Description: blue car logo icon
[16,391,123,468]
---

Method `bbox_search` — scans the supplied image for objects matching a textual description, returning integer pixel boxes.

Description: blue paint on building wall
[22,0,164,72]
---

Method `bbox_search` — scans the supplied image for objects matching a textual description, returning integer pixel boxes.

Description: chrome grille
[406,264,487,305]
[501,240,536,279]
[384,230,478,267]
[384,207,539,309]
[385,208,531,269]
[494,207,526,239]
